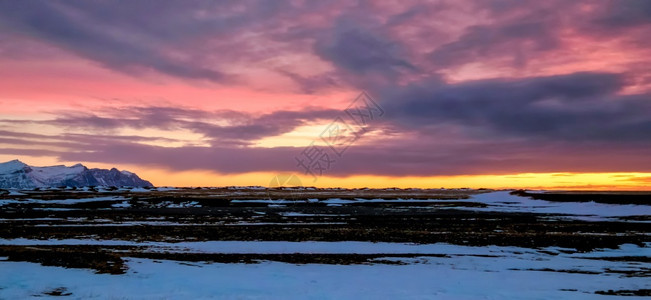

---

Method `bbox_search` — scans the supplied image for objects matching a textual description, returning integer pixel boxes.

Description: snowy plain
[0,190,649,298]
[0,243,649,299]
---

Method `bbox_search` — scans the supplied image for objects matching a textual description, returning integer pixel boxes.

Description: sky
[1,0,650,189]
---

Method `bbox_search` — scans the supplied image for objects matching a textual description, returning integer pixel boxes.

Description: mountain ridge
[0,160,153,188]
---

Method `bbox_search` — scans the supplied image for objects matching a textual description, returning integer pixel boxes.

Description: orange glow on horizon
[112,167,651,191]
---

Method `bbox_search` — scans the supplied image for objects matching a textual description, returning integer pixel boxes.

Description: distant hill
[0,159,153,188]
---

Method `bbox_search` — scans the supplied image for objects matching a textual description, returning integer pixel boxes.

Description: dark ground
[0,187,649,275]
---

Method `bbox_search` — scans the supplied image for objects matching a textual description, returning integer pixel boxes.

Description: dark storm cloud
[425,0,648,69]
[313,14,416,78]
[0,0,293,82]
[2,0,649,86]
[594,0,651,28]
[429,20,559,68]
[379,72,651,142]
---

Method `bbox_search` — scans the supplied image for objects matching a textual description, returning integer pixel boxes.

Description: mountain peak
[0,159,28,173]
[0,160,153,188]
[1,159,26,165]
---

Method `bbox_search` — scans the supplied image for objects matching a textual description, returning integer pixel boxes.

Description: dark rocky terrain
[0,187,648,297]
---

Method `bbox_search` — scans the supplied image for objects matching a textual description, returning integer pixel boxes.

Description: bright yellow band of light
[135,169,651,191]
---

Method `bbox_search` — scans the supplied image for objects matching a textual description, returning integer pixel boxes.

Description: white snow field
[0,191,648,298]
[0,238,649,256]
[464,191,651,220]
[0,242,649,299]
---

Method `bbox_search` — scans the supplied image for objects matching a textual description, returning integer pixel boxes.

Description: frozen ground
[218,191,651,221]
[0,242,649,299]
[0,188,648,298]
[464,191,651,221]
[1,238,649,256]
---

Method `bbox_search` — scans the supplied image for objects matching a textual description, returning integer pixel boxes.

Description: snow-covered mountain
[0,160,153,188]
